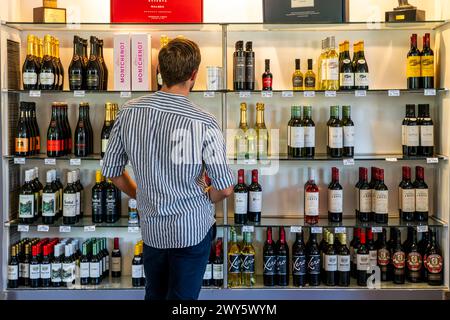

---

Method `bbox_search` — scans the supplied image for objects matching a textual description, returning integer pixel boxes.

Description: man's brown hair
[158,38,201,88]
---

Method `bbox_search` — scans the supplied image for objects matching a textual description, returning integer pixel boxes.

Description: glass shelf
[7,90,226,95]
[5,154,102,161]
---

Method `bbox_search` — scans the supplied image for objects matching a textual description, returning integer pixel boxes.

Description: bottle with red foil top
[47,103,64,157]
[328,167,343,222]
[262,59,273,91]
[40,245,51,287]
[350,227,361,278]
[374,169,389,224]
[276,227,289,286]
[425,230,443,286]
[304,168,319,224]
[367,229,377,269]
[357,167,371,222]
[392,228,406,284]
[399,166,415,222]
[356,229,369,286]
[377,229,390,281]
[263,227,276,286]
[234,169,248,225]
[413,166,428,222]
[369,167,379,222]
[406,229,422,283]
[248,169,262,223]
[111,237,122,278]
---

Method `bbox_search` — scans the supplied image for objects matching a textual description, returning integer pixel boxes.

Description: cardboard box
[263,0,348,23]
[111,0,203,23]
[33,7,66,23]
[131,34,152,91]
[113,34,131,91]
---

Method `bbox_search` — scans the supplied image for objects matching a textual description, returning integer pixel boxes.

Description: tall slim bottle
[302,106,315,158]
[263,227,275,286]
[22,35,39,90]
[418,104,434,156]
[327,106,343,158]
[292,59,304,91]
[328,167,343,222]
[276,227,289,286]
[101,103,113,158]
[342,106,355,157]
[292,231,307,287]
[98,39,108,90]
[63,172,77,225]
[326,36,339,90]
[74,104,89,157]
[248,170,262,223]
[227,228,241,288]
[255,103,269,159]
[241,232,256,287]
[40,35,56,90]
[233,41,246,91]
[55,38,64,90]
[399,166,415,222]
[337,233,351,286]
[86,36,103,90]
[306,233,321,286]
[414,166,428,222]
[69,36,84,90]
[421,33,434,89]
[354,41,369,90]
[304,59,316,90]
[392,228,406,284]
[374,169,389,224]
[15,103,31,156]
[305,168,319,224]
[235,103,249,160]
[425,230,443,286]
[356,230,369,286]
[339,41,354,90]
[407,34,421,89]
[288,106,303,158]
[245,41,255,91]
[233,169,248,225]
[50,37,60,91]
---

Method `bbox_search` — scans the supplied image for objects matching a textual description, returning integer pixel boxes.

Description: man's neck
[160,84,190,97]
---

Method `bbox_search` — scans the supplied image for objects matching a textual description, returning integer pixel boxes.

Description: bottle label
[69,74,82,87]
[213,264,224,280]
[355,73,369,86]
[324,254,337,271]
[42,193,57,217]
[276,255,287,275]
[63,193,77,217]
[340,73,354,87]
[327,58,339,81]
[86,74,99,87]
[305,76,315,88]
[392,251,406,269]
[328,189,343,213]
[51,263,62,282]
[39,72,54,85]
[407,56,421,78]
[19,194,34,218]
[307,255,320,274]
[112,257,121,272]
[359,189,372,213]
[203,264,212,280]
[374,190,389,214]
[89,262,100,278]
[62,263,73,282]
[402,125,406,146]
[242,254,255,273]
[228,254,241,274]
[92,194,103,216]
[402,189,415,212]
[290,127,304,148]
[132,264,143,278]
[75,192,81,216]
[292,255,307,275]
[40,263,51,279]
[305,191,319,216]
[406,126,419,147]
[304,127,315,148]
[234,56,246,83]
[101,139,109,153]
[293,76,303,88]
[20,262,29,278]
[249,191,262,213]
[246,56,255,83]
[426,254,443,273]
[263,77,272,89]
[23,72,38,85]
[234,193,248,215]
[338,255,350,272]
[321,59,328,81]
[357,254,370,271]
[377,248,390,266]
[15,138,29,153]
[328,127,343,148]
[80,262,90,278]
[30,264,40,279]
[415,189,429,212]
[343,126,355,147]
[420,125,434,147]
[369,250,378,267]
[421,56,434,77]
[8,265,19,280]
[407,252,422,271]
[47,139,62,152]
[263,255,276,275]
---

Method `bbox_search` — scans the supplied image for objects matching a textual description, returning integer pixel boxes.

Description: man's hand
[110,170,138,199]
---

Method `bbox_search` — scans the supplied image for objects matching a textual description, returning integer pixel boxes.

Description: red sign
[111,0,203,23]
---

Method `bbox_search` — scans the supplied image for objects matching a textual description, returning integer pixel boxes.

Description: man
[101,38,234,300]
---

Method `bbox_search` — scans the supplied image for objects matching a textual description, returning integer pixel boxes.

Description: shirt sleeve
[101,110,129,178]
[202,118,234,191]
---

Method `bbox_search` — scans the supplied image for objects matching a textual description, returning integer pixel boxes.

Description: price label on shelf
[426,158,439,164]
[242,225,255,233]
[14,158,26,165]
[239,91,251,98]
[84,225,96,232]
[261,91,273,98]
[282,91,294,98]
[325,91,337,97]
[120,91,132,98]
[343,159,355,166]
[203,91,215,98]
[290,226,302,233]
[37,225,49,232]
[311,227,323,234]
[99,160,104,167]
[335,227,346,234]
[44,158,56,165]
[60,226,71,233]
[372,227,383,233]
[73,90,86,97]
[385,157,398,162]
[355,90,367,97]
[18,225,29,232]
[70,158,81,166]
[128,226,140,233]
[417,225,429,233]
[29,90,41,97]
[424,89,436,96]
[304,91,315,98]
[388,90,400,97]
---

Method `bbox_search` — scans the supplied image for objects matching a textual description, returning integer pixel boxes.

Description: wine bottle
[21,244,31,287]
[292,231,307,287]
[327,106,343,158]
[374,169,389,224]
[302,106,315,158]
[350,228,361,278]
[262,59,273,91]
[30,104,40,155]
[339,40,354,90]
[62,104,72,155]
[292,59,304,91]
[105,179,119,223]
[304,59,316,90]
[413,166,428,222]
[421,33,434,89]
[88,242,100,285]
[74,169,84,219]
[74,104,89,157]
[39,35,56,90]
[37,37,44,67]
[233,41,246,91]
[92,170,105,223]
[369,167,378,222]
[29,245,40,288]
[8,246,19,288]
[212,239,224,287]
[354,41,369,90]
[357,168,371,222]
[418,104,434,156]
[24,104,36,156]
[235,103,249,160]
[248,169,262,223]
[425,230,443,286]
[392,228,406,284]
[69,36,84,90]
[319,38,329,90]
[245,41,255,91]
[19,170,35,224]
[255,103,269,159]
[405,105,419,157]
[40,245,51,287]
[337,233,350,287]
[288,106,303,158]
[47,103,62,157]
[101,103,113,158]
[233,169,248,224]
[131,243,143,287]
[22,35,39,90]
[319,229,329,283]
[50,37,60,90]
[54,171,63,217]
[63,172,77,225]
[324,232,337,286]
[263,227,276,286]
[367,229,377,270]
[54,38,64,90]
[228,228,241,288]
[356,229,369,286]
[79,242,90,285]
[98,39,108,90]
[50,244,62,287]
[42,170,57,224]
[203,246,213,287]
[86,36,103,90]
[407,34,421,89]
[306,232,321,286]
[402,105,412,156]
[342,106,355,157]
[305,168,319,224]
[399,166,415,221]
[241,232,256,287]
[406,230,422,283]
[326,36,339,91]
[16,103,31,156]
[328,167,343,222]
[377,229,390,282]
[276,227,289,286]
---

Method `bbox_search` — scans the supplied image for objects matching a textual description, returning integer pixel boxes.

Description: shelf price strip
[37,225,49,232]
[282,91,293,98]
[203,92,215,98]
[70,158,81,166]
[59,226,71,233]
[14,158,26,165]
[29,90,41,97]
[128,226,140,233]
[343,159,355,166]
[120,91,132,98]
[334,227,346,234]
[242,225,255,233]
[426,158,439,164]
[388,90,400,97]
[371,227,383,233]
[325,91,337,97]
[424,89,436,96]
[311,227,323,234]
[84,225,96,232]
[290,226,302,233]
[239,91,251,98]
[417,225,429,233]
[45,158,56,165]
[73,90,86,97]
[304,91,315,98]
[18,225,29,232]
[355,90,367,97]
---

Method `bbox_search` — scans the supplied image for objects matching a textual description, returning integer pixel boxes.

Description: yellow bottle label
[16,138,29,153]
[421,56,434,77]
[407,56,421,78]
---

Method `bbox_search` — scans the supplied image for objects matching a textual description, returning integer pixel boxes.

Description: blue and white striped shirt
[102,91,234,249]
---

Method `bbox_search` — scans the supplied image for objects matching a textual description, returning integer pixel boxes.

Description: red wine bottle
[262,59,273,91]
[275,227,289,286]
[414,166,429,222]
[248,170,262,223]
[421,33,434,89]
[212,239,224,287]
[233,169,248,224]
[418,104,434,156]
[263,227,276,286]
[406,229,422,283]
[392,228,406,284]
[356,229,369,286]
[324,232,337,286]
[111,237,122,278]
[328,167,343,222]
[407,34,421,89]
[399,166,415,222]
[337,233,350,287]
[425,230,443,286]
[306,233,320,286]
[350,228,361,279]
[358,167,371,222]
[292,231,307,287]
[374,169,389,224]
[377,229,390,282]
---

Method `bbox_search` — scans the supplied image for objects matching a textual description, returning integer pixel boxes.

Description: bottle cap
[129,199,137,209]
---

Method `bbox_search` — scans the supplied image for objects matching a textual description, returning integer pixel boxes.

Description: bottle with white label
[111,237,122,278]
[288,106,303,158]
[357,167,372,222]
[234,169,248,224]
[324,233,338,286]
[72,170,81,222]
[326,36,339,90]
[22,34,39,90]
[418,104,434,156]
[305,168,320,224]
[342,106,355,157]
[90,242,101,285]
[132,244,143,287]
[374,169,389,224]
[39,35,56,90]
[51,244,62,287]
[354,41,369,90]
[213,239,224,287]
[327,106,343,158]
[203,249,213,286]
[19,170,36,224]
[406,105,419,157]
[337,233,350,287]
[339,40,354,90]
[40,245,51,287]
[399,166,415,222]
[367,230,378,269]
[328,167,343,222]
[319,38,329,90]
[248,169,262,223]
[30,245,40,288]
[63,171,77,225]
[413,166,429,221]
[80,243,90,285]
[42,170,58,224]
[8,246,19,288]
[402,105,413,156]
[356,230,370,286]
[302,106,315,158]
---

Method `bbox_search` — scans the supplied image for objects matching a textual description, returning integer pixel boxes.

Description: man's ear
[190,69,198,81]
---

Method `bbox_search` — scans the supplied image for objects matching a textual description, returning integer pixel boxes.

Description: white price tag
[242,225,255,233]
[59,226,71,233]
[386,157,398,162]
[99,160,104,167]
[29,90,41,97]
[335,227,346,234]
[239,91,251,98]
[290,226,302,233]
[325,91,337,97]
[417,225,429,233]
[70,158,81,166]
[37,225,49,232]
[343,159,355,166]
[120,91,132,98]
[261,91,273,98]
[18,225,29,232]
[282,91,294,98]
[372,227,383,233]
[426,158,439,164]
[128,226,140,233]
[203,91,215,98]
[45,158,56,165]
[84,225,96,232]
[355,90,367,97]
[388,90,400,97]
[14,158,26,165]
[424,89,436,96]
[311,227,323,234]
[304,91,315,98]
[73,90,86,97]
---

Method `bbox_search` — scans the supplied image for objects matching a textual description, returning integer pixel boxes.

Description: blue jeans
[143,226,214,300]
